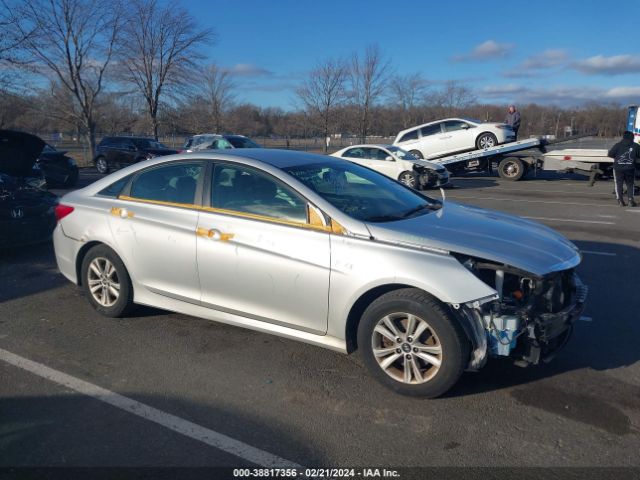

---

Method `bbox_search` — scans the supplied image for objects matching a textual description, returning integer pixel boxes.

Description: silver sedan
[53,149,587,397]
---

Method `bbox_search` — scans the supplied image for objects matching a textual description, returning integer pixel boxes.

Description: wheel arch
[344,283,472,354]
[75,241,134,288]
[476,131,497,142]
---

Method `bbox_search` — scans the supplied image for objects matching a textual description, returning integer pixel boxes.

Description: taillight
[55,204,74,221]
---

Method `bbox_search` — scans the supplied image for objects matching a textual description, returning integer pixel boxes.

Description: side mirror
[461,124,470,129]
[385,156,394,161]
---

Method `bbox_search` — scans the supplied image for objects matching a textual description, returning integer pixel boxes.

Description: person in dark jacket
[505,105,521,140]
[608,131,639,207]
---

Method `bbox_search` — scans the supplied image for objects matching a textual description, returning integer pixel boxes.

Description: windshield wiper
[364,215,403,222]
[401,203,440,218]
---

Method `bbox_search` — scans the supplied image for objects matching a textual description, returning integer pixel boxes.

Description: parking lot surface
[1,167,639,470]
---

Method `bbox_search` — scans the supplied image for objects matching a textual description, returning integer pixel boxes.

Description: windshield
[283,160,439,223]
[386,146,417,160]
[134,139,167,149]
[461,117,482,124]
[227,136,260,148]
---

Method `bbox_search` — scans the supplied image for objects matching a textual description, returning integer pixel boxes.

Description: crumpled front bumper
[458,273,588,370]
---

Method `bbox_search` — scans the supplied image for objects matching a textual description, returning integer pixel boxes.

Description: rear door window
[420,124,442,137]
[128,162,204,205]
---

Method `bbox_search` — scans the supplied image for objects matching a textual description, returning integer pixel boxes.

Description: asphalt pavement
[1,167,639,474]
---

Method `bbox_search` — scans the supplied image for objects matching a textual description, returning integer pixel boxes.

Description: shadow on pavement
[0,392,319,467]
[446,240,640,414]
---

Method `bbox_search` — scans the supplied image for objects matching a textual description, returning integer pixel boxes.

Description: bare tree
[296,58,348,152]
[389,73,428,128]
[433,80,476,116]
[118,0,214,139]
[195,64,236,133]
[0,1,36,89]
[349,45,390,142]
[11,0,120,156]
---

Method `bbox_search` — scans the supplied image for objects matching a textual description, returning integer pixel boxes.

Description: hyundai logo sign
[10,207,24,219]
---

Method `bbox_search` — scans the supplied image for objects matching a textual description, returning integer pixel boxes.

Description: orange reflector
[512,290,523,300]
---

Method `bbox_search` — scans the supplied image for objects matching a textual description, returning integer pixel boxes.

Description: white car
[393,118,515,160]
[331,144,449,189]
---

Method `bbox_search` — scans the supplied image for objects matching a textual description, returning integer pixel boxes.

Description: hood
[365,202,580,277]
[0,130,45,177]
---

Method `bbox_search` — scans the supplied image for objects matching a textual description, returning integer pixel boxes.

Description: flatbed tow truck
[425,105,640,181]
[428,134,609,181]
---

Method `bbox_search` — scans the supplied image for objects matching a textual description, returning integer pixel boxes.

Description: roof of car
[206,148,336,168]
[338,144,393,150]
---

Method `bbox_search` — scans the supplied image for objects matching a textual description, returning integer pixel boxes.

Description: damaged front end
[412,164,449,189]
[451,256,588,370]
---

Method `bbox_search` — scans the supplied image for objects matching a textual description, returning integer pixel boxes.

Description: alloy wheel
[87,257,120,307]
[371,312,442,384]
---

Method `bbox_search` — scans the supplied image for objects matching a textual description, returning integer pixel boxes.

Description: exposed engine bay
[452,254,588,370]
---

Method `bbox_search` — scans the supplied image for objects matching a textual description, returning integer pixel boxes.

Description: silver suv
[53,149,587,397]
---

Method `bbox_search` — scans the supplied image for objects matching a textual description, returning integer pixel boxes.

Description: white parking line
[581,250,618,257]
[523,216,615,225]
[0,348,300,468]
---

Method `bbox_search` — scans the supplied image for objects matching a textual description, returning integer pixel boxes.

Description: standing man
[505,105,521,140]
[608,131,639,207]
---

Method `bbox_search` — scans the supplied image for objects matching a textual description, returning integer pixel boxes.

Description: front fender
[326,235,497,339]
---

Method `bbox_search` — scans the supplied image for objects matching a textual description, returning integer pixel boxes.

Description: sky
[187,0,640,109]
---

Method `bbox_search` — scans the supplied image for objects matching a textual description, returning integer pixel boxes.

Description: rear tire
[409,150,423,159]
[476,132,498,150]
[95,156,109,174]
[357,288,469,398]
[81,245,134,317]
[498,157,526,180]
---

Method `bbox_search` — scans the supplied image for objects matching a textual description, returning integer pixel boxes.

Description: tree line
[0,0,629,157]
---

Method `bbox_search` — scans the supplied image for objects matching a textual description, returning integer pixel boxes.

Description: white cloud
[502,49,569,78]
[574,55,640,75]
[224,63,273,77]
[521,49,569,69]
[604,86,640,98]
[478,84,636,106]
[451,40,514,62]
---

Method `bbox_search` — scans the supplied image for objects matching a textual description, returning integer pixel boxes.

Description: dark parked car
[93,136,178,174]
[0,130,58,248]
[222,134,262,148]
[38,143,79,187]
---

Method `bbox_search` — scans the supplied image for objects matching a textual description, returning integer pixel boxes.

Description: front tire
[398,171,418,189]
[409,150,423,159]
[81,245,134,317]
[357,288,469,397]
[95,156,109,174]
[476,132,498,150]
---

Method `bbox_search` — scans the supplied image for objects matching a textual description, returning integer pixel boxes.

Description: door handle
[196,227,234,241]
[110,207,134,218]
